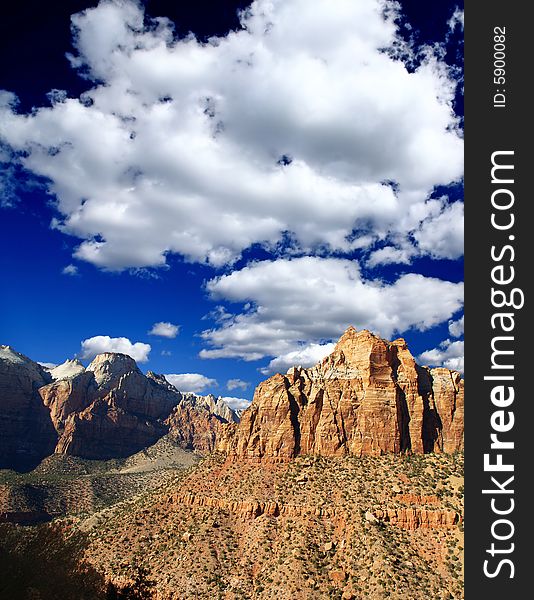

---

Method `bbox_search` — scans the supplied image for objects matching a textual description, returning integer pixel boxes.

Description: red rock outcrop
[37,353,236,460]
[396,494,441,506]
[218,327,464,460]
[371,507,460,530]
[0,348,239,466]
[166,403,227,454]
[37,354,179,459]
[169,493,460,530]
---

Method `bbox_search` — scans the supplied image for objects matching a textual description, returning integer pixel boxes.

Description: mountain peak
[50,358,86,380]
[86,352,140,385]
[0,345,52,385]
[86,352,139,369]
[1,345,35,366]
[335,326,377,347]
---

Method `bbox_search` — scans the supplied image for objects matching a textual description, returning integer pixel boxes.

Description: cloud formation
[220,396,252,412]
[201,257,464,361]
[0,0,462,270]
[226,378,249,392]
[262,342,336,374]
[367,199,463,267]
[164,373,217,393]
[62,264,79,276]
[448,8,464,32]
[80,335,151,362]
[448,315,464,338]
[148,321,180,338]
[418,339,464,373]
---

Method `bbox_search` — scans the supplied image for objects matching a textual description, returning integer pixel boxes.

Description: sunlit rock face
[218,327,463,461]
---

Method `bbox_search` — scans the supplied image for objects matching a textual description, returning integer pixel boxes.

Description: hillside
[81,451,464,599]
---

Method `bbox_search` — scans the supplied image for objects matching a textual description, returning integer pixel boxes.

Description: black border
[465,1,532,596]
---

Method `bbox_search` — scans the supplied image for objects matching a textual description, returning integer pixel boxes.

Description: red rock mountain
[0,348,237,469]
[218,327,463,460]
[1,328,463,470]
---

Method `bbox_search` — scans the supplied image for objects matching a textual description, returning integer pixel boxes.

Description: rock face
[0,348,239,468]
[371,507,460,530]
[166,404,226,454]
[179,393,240,424]
[0,346,55,470]
[38,353,238,460]
[38,353,179,459]
[170,493,460,529]
[218,327,463,460]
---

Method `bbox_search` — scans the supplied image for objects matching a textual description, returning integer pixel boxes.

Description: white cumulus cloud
[448,315,464,338]
[0,0,462,270]
[418,339,464,373]
[367,199,463,267]
[80,335,151,362]
[164,373,218,393]
[226,378,249,392]
[262,342,336,374]
[220,396,252,412]
[200,257,464,361]
[414,201,463,260]
[148,321,180,338]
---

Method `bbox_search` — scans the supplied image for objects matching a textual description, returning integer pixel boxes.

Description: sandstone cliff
[218,327,463,460]
[0,346,55,470]
[178,392,240,424]
[38,353,178,459]
[166,404,226,454]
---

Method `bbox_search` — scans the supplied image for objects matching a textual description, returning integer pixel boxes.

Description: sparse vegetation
[1,448,464,599]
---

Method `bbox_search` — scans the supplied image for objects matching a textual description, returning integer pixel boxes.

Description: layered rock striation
[218,327,463,460]
[170,492,460,529]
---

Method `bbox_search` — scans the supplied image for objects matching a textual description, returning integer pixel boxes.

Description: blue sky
[0,0,464,407]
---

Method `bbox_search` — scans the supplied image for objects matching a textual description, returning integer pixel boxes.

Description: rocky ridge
[218,327,463,461]
[0,349,239,469]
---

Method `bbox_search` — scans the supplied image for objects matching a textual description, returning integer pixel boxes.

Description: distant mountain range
[0,346,239,471]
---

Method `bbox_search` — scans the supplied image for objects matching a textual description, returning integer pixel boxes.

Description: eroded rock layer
[170,492,459,529]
